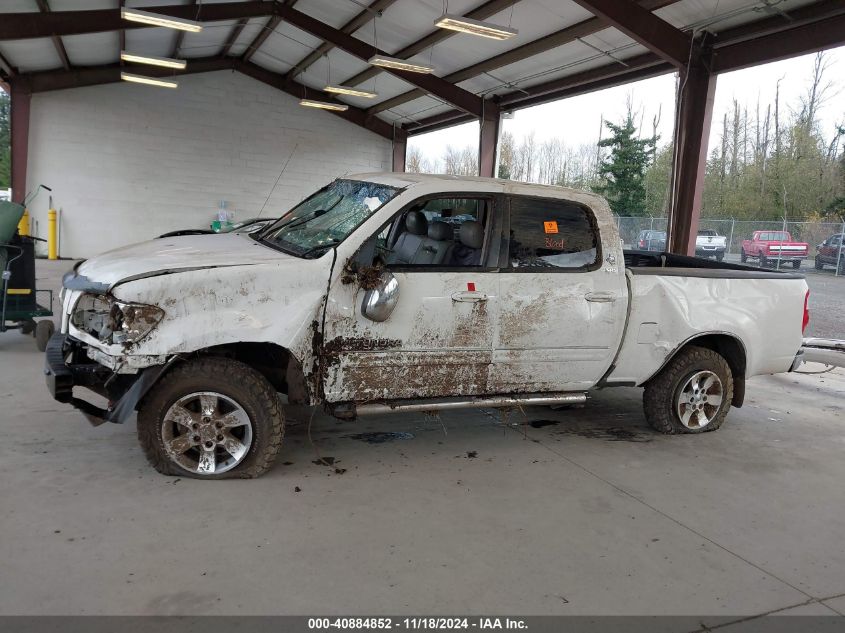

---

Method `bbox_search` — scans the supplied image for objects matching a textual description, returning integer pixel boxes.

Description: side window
[382,197,488,268]
[507,196,599,270]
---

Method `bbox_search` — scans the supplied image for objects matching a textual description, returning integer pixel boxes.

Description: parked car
[158,217,274,239]
[47,174,809,479]
[740,230,809,269]
[695,229,727,260]
[635,230,666,251]
[814,233,845,274]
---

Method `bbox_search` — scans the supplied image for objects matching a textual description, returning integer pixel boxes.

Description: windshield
[260,179,400,257]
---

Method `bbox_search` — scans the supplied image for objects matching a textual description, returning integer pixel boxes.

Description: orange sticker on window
[544,221,559,234]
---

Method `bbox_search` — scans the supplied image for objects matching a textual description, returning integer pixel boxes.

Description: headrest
[459,221,483,249]
[428,221,453,241]
[405,210,428,236]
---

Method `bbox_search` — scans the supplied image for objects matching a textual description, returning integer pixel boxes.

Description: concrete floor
[0,261,844,623]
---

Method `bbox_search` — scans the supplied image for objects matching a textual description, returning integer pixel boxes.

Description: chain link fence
[615,216,845,275]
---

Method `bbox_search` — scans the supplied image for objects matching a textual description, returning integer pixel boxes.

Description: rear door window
[506,196,599,270]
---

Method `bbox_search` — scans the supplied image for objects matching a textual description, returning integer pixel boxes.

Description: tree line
[408,53,845,222]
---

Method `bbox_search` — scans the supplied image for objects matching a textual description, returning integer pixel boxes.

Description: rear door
[490,195,628,393]
[321,194,503,403]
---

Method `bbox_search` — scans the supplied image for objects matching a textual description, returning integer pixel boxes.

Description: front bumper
[45,333,173,426]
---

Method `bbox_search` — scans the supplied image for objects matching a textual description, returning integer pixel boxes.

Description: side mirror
[361,271,400,322]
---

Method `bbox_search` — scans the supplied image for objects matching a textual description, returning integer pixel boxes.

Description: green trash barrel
[0,201,25,244]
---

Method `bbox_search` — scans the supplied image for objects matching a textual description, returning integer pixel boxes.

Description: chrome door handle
[452,291,489,303]
[585,292,616,303]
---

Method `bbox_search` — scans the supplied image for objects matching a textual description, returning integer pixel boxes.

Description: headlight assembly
[71,294,164,345]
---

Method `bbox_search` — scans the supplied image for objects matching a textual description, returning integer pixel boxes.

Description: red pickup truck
[740,230,809,269]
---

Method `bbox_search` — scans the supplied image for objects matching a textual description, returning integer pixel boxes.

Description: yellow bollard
[48,208,58,260]
[18,209,30,236]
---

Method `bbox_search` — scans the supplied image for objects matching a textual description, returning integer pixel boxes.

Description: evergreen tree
[596,112,656,216]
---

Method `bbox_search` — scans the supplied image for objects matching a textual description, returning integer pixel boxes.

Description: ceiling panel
[0,38,61,72]
[226,17,270,57]
[62,31,118,66]
[297,0,370,31]
[124,26,175,58]
[177,19,236,58]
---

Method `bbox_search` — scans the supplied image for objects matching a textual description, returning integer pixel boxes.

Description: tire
[760,254,768,268]
[35,320,55,351]
[792,260,801,270]
[716,252,724,262]
[740,249,747,263]
[838,260,845,276]
[138,357,284,479]
[20,319,36,335]
[815,257,824,270]
[643,345,734,435]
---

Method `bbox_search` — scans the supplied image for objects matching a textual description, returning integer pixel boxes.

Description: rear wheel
[716,252,724,262]
[792,260,801,270]
[760,254,768,268]
[815,257,824,270]
[138,357,284,479]
[644,346,733,434]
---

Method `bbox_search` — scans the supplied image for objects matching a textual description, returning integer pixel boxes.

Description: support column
[667,64,717,255]
[478,100,501,178]
[392,127,407,173]
[10,80,32,205]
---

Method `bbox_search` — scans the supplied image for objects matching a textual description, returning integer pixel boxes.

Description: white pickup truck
[695,229,728,260]
[46,174,809,479]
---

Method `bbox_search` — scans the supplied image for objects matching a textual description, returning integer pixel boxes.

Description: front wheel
[760,254,768,268]
[740,249,747,263]
[643,346,733,434]
[792,260,801,270]
[138,357,284,479]
[35,320,55,352]
[814,257,824,270]
[716,252,724,262]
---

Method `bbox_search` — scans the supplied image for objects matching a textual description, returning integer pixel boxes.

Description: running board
[353,392,587,416]
[801,338,845,368]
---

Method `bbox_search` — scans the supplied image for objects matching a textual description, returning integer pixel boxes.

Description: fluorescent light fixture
[121,7,203,33]
[299,99,349,112]
[434,14,518,40]
[120,51,187,69]
[367,55,434,74]
[121,72,178,89]
[324,85,378,99]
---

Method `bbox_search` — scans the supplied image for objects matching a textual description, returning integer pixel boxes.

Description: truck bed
[623,250,805,279]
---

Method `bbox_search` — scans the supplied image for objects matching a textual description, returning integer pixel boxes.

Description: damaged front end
[45,286,174,426]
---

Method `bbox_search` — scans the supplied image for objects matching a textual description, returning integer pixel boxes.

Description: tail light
[802,290,810,334]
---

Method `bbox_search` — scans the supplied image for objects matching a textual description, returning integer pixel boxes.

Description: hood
[71,233,289,290]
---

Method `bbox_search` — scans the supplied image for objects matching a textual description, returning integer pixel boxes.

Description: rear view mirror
[361,271,400,322]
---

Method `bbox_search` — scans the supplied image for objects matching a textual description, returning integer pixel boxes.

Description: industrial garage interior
[1,0,844,629]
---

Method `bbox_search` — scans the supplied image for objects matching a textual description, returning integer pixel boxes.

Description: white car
[46,174,809,478]
[695,229,728,260]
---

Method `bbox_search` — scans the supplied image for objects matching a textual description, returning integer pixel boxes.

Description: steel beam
[0,1,276,40]
[170,0,197,59]
[286,0,399,82]
[478,101,500,178]
[667,65,717,255]
[221,17,251,57]
[392,128,407,172]
[0,50,16,79]
[276,3,484,117]
[10,81,31,205]
[118,0,125,66]
[712,12,845,73]
[242,16,281,62]
[569,0,691,67]
[341,0,521,89]
[365,0,676,116]
[34,0,72,71]
[235,61,395,140]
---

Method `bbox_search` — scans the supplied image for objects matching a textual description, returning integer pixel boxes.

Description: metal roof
[1,0,843,139]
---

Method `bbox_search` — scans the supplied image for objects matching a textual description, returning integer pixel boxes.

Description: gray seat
[413,221,454,265]
[448,220,483,266]
[388,210,428,265]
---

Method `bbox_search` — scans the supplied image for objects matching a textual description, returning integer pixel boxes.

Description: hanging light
[324,85,378,99]
[121,72,178,89]
[368,55,434,73]
[299,99,349,112]
[120,52,187,69]
[434,14,518,40]
[121,7,203,33]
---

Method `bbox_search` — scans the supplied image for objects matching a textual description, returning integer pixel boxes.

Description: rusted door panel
[322,271,497,402]
[491,270,628,392]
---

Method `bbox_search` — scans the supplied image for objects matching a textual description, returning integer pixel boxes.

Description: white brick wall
[25,70,393,258]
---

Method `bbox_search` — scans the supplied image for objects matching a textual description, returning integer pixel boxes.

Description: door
[490,195,628,393]
[322,195,502,403]
[821,235,841,265]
